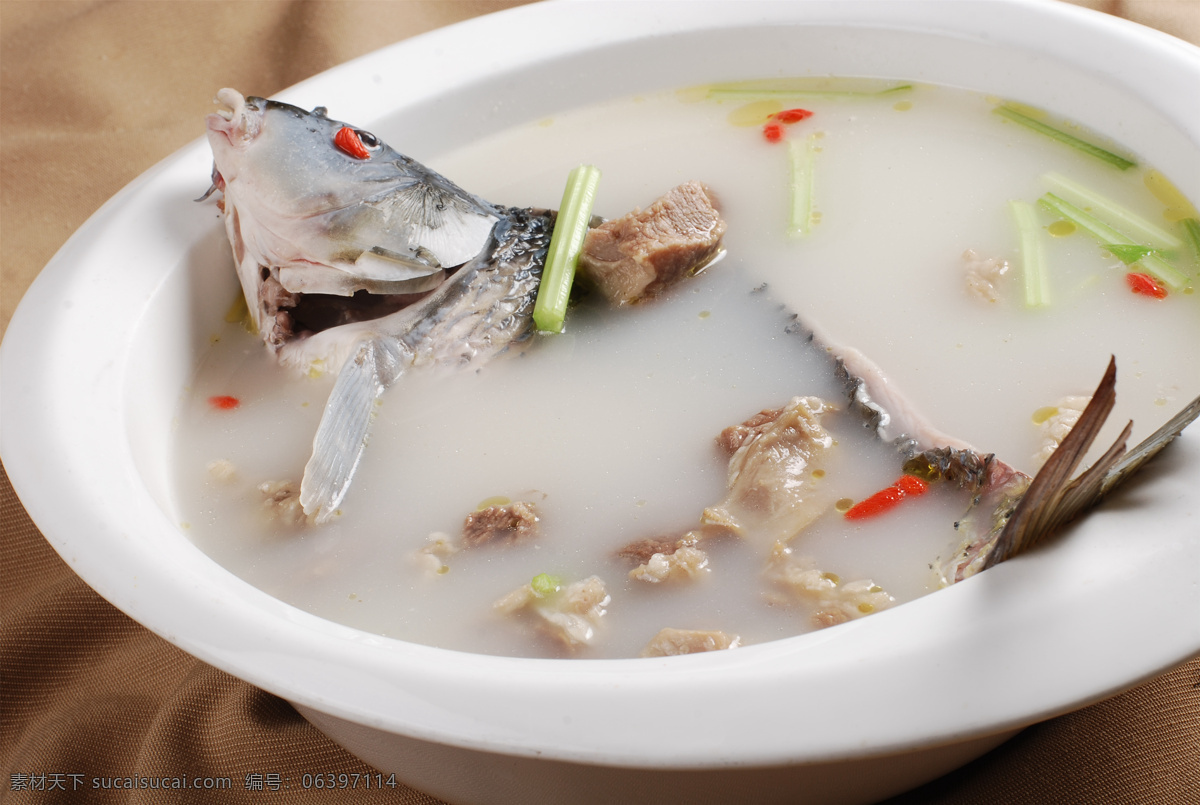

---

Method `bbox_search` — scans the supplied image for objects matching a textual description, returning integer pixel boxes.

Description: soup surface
[174,81,1200,659]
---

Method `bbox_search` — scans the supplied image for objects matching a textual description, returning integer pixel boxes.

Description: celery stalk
[787,135,817,237]
[1043,172,1182,249]
[533,165,602,333]
[706,80,912,101]
[1010,200,1050,307]
[993,105,1135,170]
[1038,192,1188,290]
[1182,218,1200,262]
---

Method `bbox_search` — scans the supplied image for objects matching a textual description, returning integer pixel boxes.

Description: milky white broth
[173,82,1200,659]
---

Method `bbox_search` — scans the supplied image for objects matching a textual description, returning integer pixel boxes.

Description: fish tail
[983,356,1200,570]
[300,337,406,523]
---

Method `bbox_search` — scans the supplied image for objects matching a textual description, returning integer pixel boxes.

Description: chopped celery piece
[1038,193,1188,290]
[787,135,817,237]
[1010,200,1050,308]
[533,165,602,333]
[707,79,912,101]
[530,573,561,598]
[993,105,1135,170]
[1043,172,1182,249]
[1104,244,1158,265]
[1182,219,1200,261]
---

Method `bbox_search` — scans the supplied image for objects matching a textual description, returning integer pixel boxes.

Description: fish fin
[300,338,404,523]
[983,356,1117,568]
[985,358,1200,570]
[1102,392,1200,495]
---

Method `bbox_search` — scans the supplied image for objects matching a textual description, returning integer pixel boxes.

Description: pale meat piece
[577,181,725,305]
[616,531,700,564]
[257,479,313,526]
[462,501,540,546]
[1033,395,1092,467]
[962,248,1010,304]
[765,542,895,629]
[629,545,709,583]
[701,396,837,544]
[641,627,740,657]
[493,575,611,649]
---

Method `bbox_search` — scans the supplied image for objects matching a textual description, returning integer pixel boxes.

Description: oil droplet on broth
[476,495,512,510]
[727,99,783,127]
[1031,406,1060,424]
[1048,220,1076,237]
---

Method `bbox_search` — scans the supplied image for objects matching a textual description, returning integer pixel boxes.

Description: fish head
[204,89,501,365]
[206,89,408,218]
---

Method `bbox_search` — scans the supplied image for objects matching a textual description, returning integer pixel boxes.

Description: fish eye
[355,130,380,149]
[312,106,328,118]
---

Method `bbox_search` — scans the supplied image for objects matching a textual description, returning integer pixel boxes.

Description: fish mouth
[206,88,264,147]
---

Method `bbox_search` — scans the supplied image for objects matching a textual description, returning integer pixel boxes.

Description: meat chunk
[462,500,540,546]
[616,532,700,564]
[765,542,895,629]
[962,248,1010,304]
[629,545,709,584]
[578,181,725,305]
[716,406,787,454]
[641,627,740,657]
[414,531,460,576]
[257,479,313,526]
[1033,395,1092,467]
[494,575,611,649]
[701,396,837,544]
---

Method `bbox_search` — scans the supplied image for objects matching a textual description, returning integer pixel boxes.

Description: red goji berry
[1125,272,1167,299]
[208,395,240,411]
[334,127,371,160]
[762,122,784,143]
[773,108,813,124]
[844,475,930,520]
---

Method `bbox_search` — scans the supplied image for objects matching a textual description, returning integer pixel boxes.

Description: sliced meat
[716,406,787,454]
[616,532,700,564]
[765,542,895,629]
[462,500,540,546]
[578,181,725,305]
[629,545,709,584]
[701,396,837,544]
[257,479,312,526]
[641,627,739,657]
[494,575,611,649]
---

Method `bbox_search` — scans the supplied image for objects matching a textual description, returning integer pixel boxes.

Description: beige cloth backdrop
[2,2,1198,803]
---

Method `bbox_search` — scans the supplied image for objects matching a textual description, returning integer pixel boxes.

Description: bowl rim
[3,0,1200,770]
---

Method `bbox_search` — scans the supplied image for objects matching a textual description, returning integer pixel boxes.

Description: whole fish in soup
[200,87,1199,657]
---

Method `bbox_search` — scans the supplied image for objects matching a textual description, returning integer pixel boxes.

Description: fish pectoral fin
[300,337,405,523]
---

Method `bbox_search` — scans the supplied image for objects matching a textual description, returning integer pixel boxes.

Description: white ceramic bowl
[3,2,1199,803]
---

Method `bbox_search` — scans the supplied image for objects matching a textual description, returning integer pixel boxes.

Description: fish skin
[298,208,553,520]
[788,310,1199,582]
